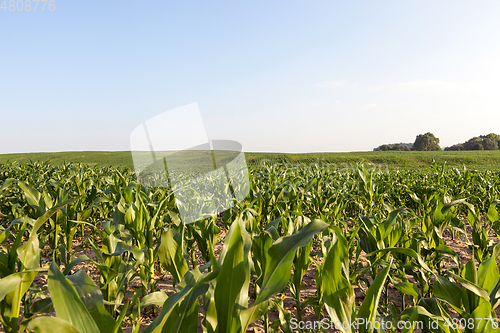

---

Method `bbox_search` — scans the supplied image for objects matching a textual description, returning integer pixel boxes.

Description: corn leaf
[47,262,100,333]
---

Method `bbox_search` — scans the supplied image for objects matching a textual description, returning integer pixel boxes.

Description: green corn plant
[250,217,280,300]
[142,266,218,333]
[267,296,293,333]
[360,247,459,333]
[489,200,500,239]
[16,179,88,266]
[207,213,254,333]
[390,276,422,314]
[122,189,169,294]
[317,226,393,333]
[316,227,355,333]
[0,198,76,333]
[0,219,46,333]
[158,228,190,288]
[89,217,144,316]
[16,180,60,258]
[0,178,17,221]
[60,166,98,251]
[396,299,462,333]
[199,215,328,333]
[247,218,328,333]
[430,197,468,243]
[354,163,387,216]
[188,215,221,270]
[432,243,500,333]
[26,261,127,333]
[466,205,491,262]
[358,209,406,284]
[289,216,315,321]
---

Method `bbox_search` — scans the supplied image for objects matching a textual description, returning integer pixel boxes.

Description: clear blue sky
[1,1,500,153]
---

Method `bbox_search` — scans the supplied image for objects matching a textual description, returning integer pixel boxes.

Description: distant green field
[1,150,500,171]
[0,151,135,168]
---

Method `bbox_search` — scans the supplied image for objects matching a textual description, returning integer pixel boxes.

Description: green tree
[444,144,463,151]
[481,133,500,150]
[463,137,484,150]
[392,144,411,151]
[451,133,500,151]
[482,137,498,150]
[374,143,412,151]
[413,132,441,151]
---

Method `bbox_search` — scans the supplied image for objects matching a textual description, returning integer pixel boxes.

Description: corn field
[1,160,500,332]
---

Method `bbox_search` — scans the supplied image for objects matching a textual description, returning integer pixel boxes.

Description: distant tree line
[444,133,500,151]
[374,143,412,151]
[374,132,440,151]
[374,132,500,152]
